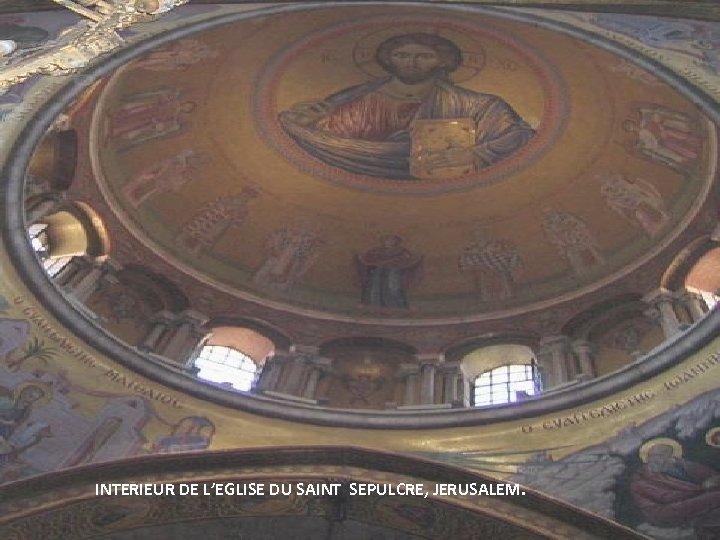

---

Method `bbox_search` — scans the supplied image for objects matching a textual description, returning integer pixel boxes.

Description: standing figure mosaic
[542,208,604,276]
[355,235,423,308]
[122,150,208,208]
[175,188,258,256]
[458,230,522,301]
[623,106,703,171]
[599,174,670,237]
[253,222,323,291]
[104,88,195,149]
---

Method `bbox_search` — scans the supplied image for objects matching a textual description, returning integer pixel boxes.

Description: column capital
[74,254,97,268]
[30,190,66,205]
[438,360,461,371]
[536,334,572,388]
[642,287,674,305]
[571,339,594,353]
[415,352,444,366]
[710,221,720,242]
[97,255,122,271]
[673,287,709,322]
[643,288,682,338]
[309,356,333,369]
[99,272,120,287]
[26,191,67,223]
[673,287,704,301]
[149,310,177,325]
[538,334,572,351]
[266,352,292,364]
[290,344,320,356]
[399,362,421,376]
[45,190,66,203]
[268,347,291,358]
[178,309,209,327]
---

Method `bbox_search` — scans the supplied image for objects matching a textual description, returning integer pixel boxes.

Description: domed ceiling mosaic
[89,5,716,321]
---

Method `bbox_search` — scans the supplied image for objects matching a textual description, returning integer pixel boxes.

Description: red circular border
[253,14,569,195]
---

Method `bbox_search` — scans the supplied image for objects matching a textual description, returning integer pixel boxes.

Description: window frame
[28,222,73,277]
[472,362,541,407]
[193,344,260,392]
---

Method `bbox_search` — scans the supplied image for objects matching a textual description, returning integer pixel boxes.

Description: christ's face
[387,43,443,84]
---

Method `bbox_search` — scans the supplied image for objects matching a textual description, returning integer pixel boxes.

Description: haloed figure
[631,440,720,538]
[355,235,423,308]
[280,33,534,179]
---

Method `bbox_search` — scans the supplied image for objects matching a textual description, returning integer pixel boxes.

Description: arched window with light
[27,222,73,277]
[193,344,259,392]
[684,246,720,312]
[27,204,109,279]
[473,362,541,407]
[190,326,275,392]
[460,343,542,408]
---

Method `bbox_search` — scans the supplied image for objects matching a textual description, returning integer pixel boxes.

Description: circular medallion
[254,14,569,195]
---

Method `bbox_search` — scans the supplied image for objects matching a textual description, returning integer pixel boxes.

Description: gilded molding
[0,0,189,93]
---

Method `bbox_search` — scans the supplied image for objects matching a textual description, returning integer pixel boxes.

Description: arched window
[27,205,109,280]
[683,246,720,310]
[473,363,541,407]
[460,343,541,407]
[27,222,72,277]
[194,344,259,392]
[699,291,719,310]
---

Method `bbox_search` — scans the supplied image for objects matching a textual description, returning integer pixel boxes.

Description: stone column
[26,192,66,224]
[643,288,682,339]
[53,255,90,287]
[458,362,474,408]
[283,357,310,396]
[139,310,176,353]
[274,355,299,395]
[256,352,290,393]
[571,339,596,379]
[456,372,466,405]
[66,257,122,303]
[161,309,209,363]
[184,337,209,374]
[438,361,462,405]
[536,335,573,388]
[301,357,333,400]
[278,345,318,397]
[675,288,708,323]
[417,353,443,405]
[399,363,421,406]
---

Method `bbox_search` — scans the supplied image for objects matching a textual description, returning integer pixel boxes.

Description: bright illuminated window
[473,364,541,407]
[194,345,258,392]
[700,291,719,310]
[685,246,720,314]
[28,223,72,277]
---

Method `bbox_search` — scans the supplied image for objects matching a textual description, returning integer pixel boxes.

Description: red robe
[631,462,720,528]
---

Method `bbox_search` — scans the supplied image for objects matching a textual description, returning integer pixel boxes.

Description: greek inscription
[13,298,98,368]
[105,369,181,408]
[663,352,720,391]
[520,391,656,433]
